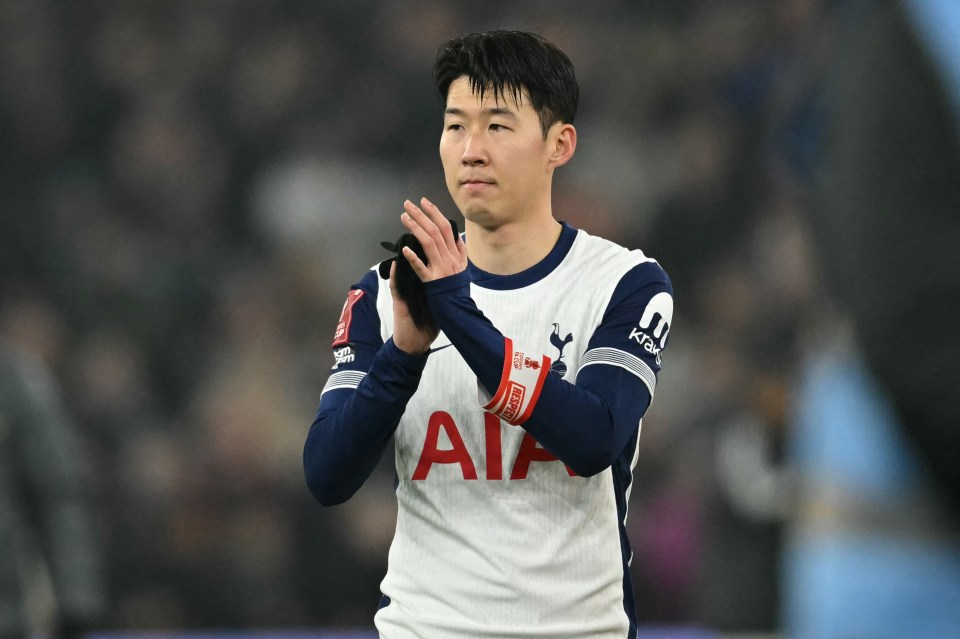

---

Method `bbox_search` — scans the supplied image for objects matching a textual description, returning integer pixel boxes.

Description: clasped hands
[388,197,467,355]
[397,197,467,282]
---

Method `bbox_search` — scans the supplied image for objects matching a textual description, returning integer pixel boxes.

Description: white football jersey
[366,227,669,638]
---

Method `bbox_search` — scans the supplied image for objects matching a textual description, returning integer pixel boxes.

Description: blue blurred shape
[785,349,960,638]
[905,0,960,123]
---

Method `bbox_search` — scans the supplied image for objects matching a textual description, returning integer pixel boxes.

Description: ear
[547,123,577,169]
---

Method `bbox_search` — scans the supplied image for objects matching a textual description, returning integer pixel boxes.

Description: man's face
[440,76,555,227]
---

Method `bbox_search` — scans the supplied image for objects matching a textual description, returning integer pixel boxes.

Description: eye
[489,123,509,132]
[446,123,464,131]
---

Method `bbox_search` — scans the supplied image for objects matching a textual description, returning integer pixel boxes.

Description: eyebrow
[444,106,519,120]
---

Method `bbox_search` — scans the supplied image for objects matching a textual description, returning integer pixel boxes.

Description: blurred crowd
[4,0,954,635]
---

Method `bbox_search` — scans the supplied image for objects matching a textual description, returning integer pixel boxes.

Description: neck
[465,214,563,276]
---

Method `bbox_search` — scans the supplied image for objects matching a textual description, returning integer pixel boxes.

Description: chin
[461,207,503,229]
[456,199,492,222]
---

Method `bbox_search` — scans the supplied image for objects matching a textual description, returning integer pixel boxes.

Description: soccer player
[304,30,674,638]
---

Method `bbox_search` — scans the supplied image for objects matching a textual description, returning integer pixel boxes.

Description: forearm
[424,272,644,476]
[304,338,427,505]
[423,271,504,392]
[522,368,648,476]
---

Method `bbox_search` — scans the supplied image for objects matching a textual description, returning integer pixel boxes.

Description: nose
[461,131,488,167]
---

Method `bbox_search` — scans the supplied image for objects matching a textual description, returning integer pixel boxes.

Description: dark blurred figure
[813,0,960,516]
[0,338,106,638]
[779,0,960,636]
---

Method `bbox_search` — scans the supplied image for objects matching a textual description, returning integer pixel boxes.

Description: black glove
[378,218,460,331]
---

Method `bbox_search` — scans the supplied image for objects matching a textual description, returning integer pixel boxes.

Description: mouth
[460,179,495,191]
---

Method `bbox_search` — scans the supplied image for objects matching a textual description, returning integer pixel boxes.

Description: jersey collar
[467,222,577,291]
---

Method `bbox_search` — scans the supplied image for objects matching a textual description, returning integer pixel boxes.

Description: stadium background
[2,0,959,637]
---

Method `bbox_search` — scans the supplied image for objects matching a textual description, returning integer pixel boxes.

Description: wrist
[385,337,431,361]
[423,269,472,297]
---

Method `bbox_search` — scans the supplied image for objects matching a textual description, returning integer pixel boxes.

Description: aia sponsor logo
[627,291,672,366]
[411,411,578,481]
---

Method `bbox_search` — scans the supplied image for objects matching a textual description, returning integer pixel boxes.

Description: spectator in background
[0,305,107,639]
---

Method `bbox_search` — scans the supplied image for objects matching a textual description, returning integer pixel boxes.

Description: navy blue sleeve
[424,262,673,477]
[303,270,429,506]
[556,262,673,467]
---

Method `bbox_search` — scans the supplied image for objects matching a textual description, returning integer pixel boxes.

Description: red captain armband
[482,337,551,426]
[332,289,365,347]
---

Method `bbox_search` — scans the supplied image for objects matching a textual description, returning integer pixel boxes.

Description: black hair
[433,30,579,137]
